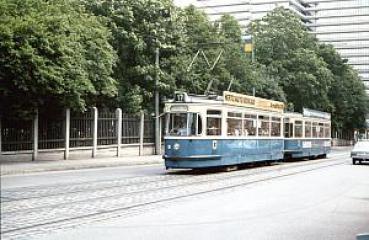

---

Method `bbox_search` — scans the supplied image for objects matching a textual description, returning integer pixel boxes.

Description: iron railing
[1,108,156,154]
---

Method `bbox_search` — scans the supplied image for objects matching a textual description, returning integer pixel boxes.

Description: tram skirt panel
[284,139,331,159]
[164,139,284,169]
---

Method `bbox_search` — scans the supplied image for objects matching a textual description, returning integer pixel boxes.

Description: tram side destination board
[303,108,331,120]
[223,91,284,113]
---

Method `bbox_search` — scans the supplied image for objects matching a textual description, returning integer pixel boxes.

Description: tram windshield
[167,112,202,136]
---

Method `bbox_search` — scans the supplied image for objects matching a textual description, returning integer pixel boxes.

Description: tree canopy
[0,1,367,131]
[0,0,117,117]
[248,7,369,130]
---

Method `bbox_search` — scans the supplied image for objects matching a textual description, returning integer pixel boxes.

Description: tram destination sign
[303,108,331,120]
[223,91,284,113]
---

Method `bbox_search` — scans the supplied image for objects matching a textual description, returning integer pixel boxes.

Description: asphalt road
[1,149,350,189]
[1,163,166,189]
[1,149,369,240]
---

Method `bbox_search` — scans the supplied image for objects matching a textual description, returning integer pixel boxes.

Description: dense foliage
[0,0,117,117]
[248,7,369,131]
[0,1,367,131]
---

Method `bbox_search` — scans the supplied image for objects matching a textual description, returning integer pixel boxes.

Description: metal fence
[98,110,117,146]
[70,110,94,148]
[39,115,65,150]
[1,118,32,152]
[122,113,141,144]
[0,108,157,159]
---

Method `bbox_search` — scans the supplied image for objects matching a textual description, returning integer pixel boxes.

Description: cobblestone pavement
[1,153,350,240]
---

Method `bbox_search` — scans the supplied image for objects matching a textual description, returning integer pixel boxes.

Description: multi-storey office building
[189,0,369,95]
[306,0,369,95]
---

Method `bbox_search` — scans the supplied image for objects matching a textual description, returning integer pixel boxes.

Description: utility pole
[155,47,161,155]
[251,36,255,63]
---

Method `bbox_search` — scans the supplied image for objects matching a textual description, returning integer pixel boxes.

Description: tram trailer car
[283,110,331,160]
[163,91,331,170]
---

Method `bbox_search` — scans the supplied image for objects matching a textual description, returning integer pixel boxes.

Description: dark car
[351,140,369,165]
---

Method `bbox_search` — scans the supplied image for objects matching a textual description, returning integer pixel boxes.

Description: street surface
[1,149,368,240]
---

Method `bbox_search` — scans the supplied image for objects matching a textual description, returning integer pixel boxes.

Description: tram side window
[227,112,242,136]
[284,118,293,138]
[305,121,312,138]
[188,113,203,135]
[244,114,257,136]
[207,110,222,136]
[324,123,331,138]
[294,121,303,138]
[312,122,318,138]
[271,117,281,137]
[318,123,324,138]
[258,115,270,137]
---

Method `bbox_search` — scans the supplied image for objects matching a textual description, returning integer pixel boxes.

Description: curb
[1,157,164,176]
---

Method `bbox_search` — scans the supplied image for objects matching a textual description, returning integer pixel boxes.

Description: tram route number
[212,140,218,150]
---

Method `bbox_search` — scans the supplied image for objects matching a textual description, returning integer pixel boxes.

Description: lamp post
[154,47,161,155]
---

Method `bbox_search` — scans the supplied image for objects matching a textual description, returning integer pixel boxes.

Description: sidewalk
[0,146,352,176]
[0,154,164,176]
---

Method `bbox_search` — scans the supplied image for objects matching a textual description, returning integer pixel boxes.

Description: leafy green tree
[82,2,285,112]
[83,0,186,112]
[248,7,333,112]
[217,14,286,101]
[174,10,285,101]
[249,7,368,131]
[318,44,369,131]
[0,0,117,117]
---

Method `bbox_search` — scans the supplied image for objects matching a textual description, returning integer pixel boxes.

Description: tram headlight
[173,143,180,150]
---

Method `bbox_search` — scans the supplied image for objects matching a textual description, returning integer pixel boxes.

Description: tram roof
[166,91,285,113]
[165,92,330,122]
[284,111,331,122]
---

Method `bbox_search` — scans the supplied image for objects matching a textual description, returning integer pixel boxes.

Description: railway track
[1,154,349,240]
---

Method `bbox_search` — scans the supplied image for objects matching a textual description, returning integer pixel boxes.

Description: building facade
[192,0,369,95]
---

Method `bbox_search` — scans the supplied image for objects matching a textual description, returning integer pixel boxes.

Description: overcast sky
[173,0,195,7]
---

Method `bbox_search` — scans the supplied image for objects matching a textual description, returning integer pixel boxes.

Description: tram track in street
[2,153,348,213]
[2,154,349,213]
[1,154,349,239]
[0,174,188,202]
[2,152,348,203]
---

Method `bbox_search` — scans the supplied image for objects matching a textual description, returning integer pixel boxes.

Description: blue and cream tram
[163,91,286,169]
[283,109,331,159]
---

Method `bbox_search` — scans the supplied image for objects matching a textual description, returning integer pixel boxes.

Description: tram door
[284,119,293,138]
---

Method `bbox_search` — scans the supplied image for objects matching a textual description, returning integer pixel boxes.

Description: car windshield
[354,141,369,151]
